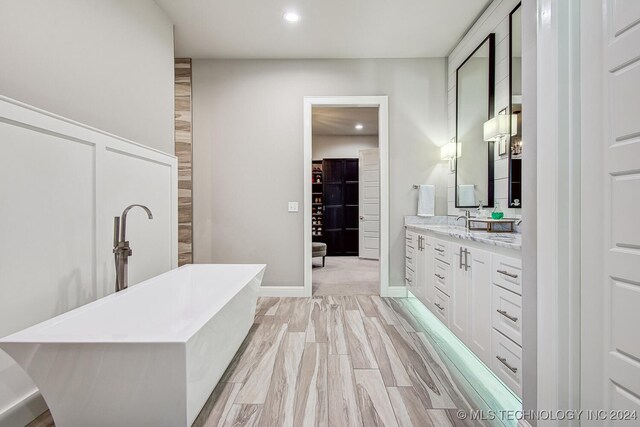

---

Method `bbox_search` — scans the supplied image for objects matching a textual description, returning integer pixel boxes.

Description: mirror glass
[509,4,522,208]
[455,34,495,208]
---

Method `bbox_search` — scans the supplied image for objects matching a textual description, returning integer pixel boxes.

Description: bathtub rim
[0,263,266,345]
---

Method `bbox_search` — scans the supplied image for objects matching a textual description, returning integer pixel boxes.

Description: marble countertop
[405,223,521,251]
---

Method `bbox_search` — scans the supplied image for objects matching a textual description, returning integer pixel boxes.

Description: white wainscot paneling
[495,78,510,111]
[495,57,509,86]
[0,96,177,424]
[103,149,174,286]
[494,178,509,200]
[495,157,509,179]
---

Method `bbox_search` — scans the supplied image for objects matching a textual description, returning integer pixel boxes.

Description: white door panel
[611,0,640,35]
[363,187,378,199]
[359,148,379,260]
[362,170,378,182]
[363,237,380,249]
[362,203,379,216]
[583,0,640,416]
[362,221,379,233]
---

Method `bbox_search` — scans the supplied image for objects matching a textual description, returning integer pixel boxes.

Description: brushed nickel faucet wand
[113,204,153,292]
[456,210,471,232]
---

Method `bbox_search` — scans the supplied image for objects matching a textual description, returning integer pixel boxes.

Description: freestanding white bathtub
[0,264,265,427]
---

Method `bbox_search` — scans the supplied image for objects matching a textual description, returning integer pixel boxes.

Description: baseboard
[385,286,408,298]
[0,389,47,427]
[258,285,307,297]
[259,285,406,298]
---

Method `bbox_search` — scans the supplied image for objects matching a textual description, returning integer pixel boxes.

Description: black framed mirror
[455,33,495,208]
[508,3,522,208]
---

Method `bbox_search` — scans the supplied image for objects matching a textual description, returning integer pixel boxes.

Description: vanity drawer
[406,247,415,269]
[433,238,450,265]
[432,288,450,326]
[433,259,451,296]
[492,285,522,346]
[405,230,416,249]
[406,264,415,284]
[492,254,522,295]
[491,329,522,398]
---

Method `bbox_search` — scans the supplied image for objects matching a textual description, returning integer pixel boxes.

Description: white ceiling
[313,107,378,136]
[155,0,492,59]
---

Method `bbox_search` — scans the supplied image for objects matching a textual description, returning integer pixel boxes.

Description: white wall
[312,135,378,159]
[192,59,448,289]
[447,0,521,217]
[0,0,175,154]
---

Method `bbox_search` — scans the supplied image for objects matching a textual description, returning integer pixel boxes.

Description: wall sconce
[483,110,517,156]
[440,138,461,172]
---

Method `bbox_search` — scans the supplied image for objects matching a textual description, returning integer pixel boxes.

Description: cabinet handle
[418,236,422,251]
[459,247,464,269]
[464,249,470,271]
[406,278,412,283]
[497,309,518,322]
[496,356,518,373]
[434,303,445,311]
[497,269,519,279]
[435,247,444,253]
[434,274,445,280]
[405,256,412,260]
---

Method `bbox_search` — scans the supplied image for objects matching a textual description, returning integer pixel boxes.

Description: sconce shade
[483,114,517,141]
[440,141,461,160]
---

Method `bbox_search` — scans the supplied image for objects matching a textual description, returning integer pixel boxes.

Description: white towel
[417,185,435,217]
[458,184,475,206]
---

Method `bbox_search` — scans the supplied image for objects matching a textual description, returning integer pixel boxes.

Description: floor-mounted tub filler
[0,264,266,427]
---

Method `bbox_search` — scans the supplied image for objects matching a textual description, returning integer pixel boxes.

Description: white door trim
[535,0,582,422]
[303,96,389,297]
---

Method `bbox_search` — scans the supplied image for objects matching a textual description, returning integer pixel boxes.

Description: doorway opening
[303,96,389,298]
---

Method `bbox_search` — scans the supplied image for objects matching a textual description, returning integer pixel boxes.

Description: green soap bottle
[491,201,504,220]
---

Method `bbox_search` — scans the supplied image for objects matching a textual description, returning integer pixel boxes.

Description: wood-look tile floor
[28,296,479,427]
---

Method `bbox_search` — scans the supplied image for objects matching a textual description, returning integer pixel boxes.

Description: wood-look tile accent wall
[175,58,193,265]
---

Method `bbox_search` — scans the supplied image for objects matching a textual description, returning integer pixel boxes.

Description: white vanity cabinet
[451,243,492,365]
[405,232,434,308]
[405,225,522,397]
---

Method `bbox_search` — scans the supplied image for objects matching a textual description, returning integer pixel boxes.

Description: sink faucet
[456,210,471,232]
[113,204,153,292]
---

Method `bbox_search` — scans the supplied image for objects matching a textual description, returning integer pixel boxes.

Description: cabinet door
[423,236,435,307]
[467,247,492,365]
[450,243,468,342]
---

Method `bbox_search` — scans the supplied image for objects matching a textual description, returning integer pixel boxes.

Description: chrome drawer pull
[434,248,444,253]
[434,274,445,280]
[405,256,412,260]
[497,269,519,279]
[434,303,445,311]
[496,356,518,373]
[497,309,518,322]
[406,278,412,283]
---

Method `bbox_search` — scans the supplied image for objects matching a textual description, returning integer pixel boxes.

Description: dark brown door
[323,159,359,256]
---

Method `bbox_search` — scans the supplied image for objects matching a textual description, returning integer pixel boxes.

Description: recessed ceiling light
[355,123,364,130]
[283,12,300,22]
